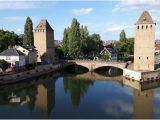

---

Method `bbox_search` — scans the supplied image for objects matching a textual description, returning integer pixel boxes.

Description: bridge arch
[66,60,126,72]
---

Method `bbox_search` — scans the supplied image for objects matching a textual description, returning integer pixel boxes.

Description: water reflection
[63,76,94,108]
[133,89,153,119]
[0,73,59,118]
[1,71,160,118]
[35,77,55,117]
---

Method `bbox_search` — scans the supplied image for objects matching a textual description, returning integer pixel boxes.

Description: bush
[0,59,11,71]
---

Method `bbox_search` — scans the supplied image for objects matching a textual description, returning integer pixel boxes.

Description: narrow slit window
[139,57,141,59]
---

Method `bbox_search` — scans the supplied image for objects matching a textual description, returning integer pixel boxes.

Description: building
[102,40,116,47]
[15,46,37,64]
[33,19,55,63]
[155,40,160,54]
[0,48,25,67]
[100,47,117,61]
[134,11,156,71]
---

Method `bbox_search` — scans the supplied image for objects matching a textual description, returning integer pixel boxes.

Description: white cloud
[0,1,39,9]
[0,1,58,10]
[112,0,160,13]
[102,100,133,117]
[3,16,40,23]
[106,23,133,32]
[72,8,93,15]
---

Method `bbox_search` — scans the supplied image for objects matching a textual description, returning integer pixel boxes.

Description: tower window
[139,57,141,59]
[137,26,139,29]
[147,57,148,60]
[142,25,143,29]
[150,25,152,28]
[146,25,148,29]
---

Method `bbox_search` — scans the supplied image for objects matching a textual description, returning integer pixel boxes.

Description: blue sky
[0,0,160,41]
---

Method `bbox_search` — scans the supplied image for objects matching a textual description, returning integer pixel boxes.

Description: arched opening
[142,25,144,29]
[146,25,148,29]
[137,26,139,29]
[63,64,89,74]
[94,66,123,77]
[150,25,152,29]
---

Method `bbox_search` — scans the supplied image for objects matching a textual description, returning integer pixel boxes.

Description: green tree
[62,27,70,56]
[68,18,81,58]
[115,30,134,59]
[120,29,127,42]
[100,53,109,61]
[0,29,21,52]
[0,60,11,71]
[80,25,89,56]
[24,16,34,46]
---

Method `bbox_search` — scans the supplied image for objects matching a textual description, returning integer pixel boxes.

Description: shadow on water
[63,65,89,74]
[0,72,60,119]
[94,66,123,77]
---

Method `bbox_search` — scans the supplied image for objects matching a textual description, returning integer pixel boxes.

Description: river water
[0,69,160,119]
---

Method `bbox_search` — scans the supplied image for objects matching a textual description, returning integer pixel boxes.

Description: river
[0,68,160,119]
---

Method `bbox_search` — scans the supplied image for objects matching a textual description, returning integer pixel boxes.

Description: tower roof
[136,11,155,24]
[35,19,53,31]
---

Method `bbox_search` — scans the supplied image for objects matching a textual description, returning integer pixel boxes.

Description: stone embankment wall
[123,68,160,82]
[123,68,142,81]
[2,64,62,81]
[141,70,160,81]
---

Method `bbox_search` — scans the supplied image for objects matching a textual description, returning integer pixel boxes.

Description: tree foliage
[99,53,109,61]
[24,16,34,46]
[120,29,127,42]
[115,30,134,58]
[61,18,103,59]
[0,59,11,71]
[0,29,22,52]
[68,18,81,58]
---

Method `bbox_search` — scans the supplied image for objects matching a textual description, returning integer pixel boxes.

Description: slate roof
[21,45,37,52]
[35,19,53,31]
[0,48,25,56]
[100,47,117,54]
[136,11,155,24]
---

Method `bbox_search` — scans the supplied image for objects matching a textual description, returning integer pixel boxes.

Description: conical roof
[35,19,53,31]
[136,11,155,24]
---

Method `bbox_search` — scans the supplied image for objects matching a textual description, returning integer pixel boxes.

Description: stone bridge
[64,60,127,71]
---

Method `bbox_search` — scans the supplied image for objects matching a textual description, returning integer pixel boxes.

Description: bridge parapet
[66,60,126,71]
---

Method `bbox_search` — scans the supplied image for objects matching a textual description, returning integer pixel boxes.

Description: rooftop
[0,48,25,56]
[136,11,155,24]
[34,19,53,31]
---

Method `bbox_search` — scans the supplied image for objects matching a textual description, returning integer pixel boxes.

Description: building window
[147,57,148,60]
[23,50,25,52]
[139,57,141,59]
[137,26,139,29]
[150,25,152,28]
[6,56,10,60]
[142,25,143,29]
[146,25,148,29]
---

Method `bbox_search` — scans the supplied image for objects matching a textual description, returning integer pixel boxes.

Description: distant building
[15,45,37,64]
[102,40,116,46]
[33,19,55,63]
[0,48,25,67]
[100,47,117,61]
[54,40,62,48]
[134,11,155,71]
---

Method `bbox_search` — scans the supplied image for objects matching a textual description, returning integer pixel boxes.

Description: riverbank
[0,64,62,85]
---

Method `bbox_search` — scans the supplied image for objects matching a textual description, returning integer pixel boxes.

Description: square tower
[134,11,156,71]
[33,19,55,63]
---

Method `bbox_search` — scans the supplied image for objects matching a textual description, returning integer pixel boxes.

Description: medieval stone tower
[134,11,156,71]
[33,19,55,63]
